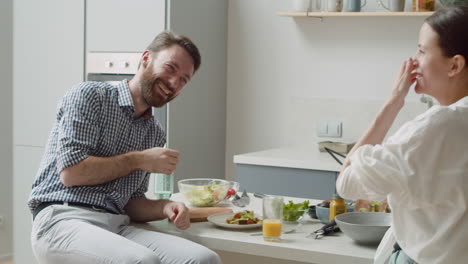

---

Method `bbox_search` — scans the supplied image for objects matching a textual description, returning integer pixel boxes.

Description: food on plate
[283,200,310,222]
[226,210,261,225]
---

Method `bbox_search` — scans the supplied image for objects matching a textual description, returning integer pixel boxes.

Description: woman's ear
[448,55,466,77]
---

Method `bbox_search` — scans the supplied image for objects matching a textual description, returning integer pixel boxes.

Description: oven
[86,52,167,131]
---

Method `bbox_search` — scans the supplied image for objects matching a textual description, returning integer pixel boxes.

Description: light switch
[316,120,342,137]
[328,121,342,137]
[316,121,328,137]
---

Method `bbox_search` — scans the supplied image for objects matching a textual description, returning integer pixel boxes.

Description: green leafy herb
[283,200,309,222]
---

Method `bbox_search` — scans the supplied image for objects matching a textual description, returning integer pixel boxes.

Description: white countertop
[233,147,343,172]
[135,193,375,264]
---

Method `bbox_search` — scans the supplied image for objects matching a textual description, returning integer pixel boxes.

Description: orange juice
[262,219,282,241]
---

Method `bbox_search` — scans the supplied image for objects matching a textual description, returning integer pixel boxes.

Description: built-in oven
[86,52,167,131]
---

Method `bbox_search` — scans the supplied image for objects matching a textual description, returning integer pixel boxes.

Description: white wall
[0,0,13,258]
[225,0,430,180]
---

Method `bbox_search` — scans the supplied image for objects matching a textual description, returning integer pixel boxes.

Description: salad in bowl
[178,178,239,207]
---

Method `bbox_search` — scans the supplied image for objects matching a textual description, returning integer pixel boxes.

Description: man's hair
[147,31,201,72]
[426,6,468,61]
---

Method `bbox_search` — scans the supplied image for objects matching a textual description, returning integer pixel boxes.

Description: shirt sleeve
[337,143,410,202]
[337,105,460,205]
[130,173,150,199]
[56,85,102,173]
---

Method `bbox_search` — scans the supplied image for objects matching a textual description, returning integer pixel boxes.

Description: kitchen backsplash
[286,96,429,148]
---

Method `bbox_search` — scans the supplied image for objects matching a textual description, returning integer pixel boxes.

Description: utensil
[307,220,341,239]
[253,193,265,199]
[232,189,250,207]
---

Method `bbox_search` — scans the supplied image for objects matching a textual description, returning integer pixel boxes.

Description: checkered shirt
[28,80,166,213]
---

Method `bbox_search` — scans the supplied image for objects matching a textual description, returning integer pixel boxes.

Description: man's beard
[140,77,167,108]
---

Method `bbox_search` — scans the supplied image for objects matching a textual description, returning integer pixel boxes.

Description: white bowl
[335,212,391,245]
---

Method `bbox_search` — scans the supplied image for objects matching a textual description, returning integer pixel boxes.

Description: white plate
[207,212,262,230]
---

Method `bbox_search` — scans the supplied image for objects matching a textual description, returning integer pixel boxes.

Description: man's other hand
[163,201,191,230]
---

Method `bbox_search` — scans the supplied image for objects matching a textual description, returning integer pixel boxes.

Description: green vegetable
[283,200,309,222]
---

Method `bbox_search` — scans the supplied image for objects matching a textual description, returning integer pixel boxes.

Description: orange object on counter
[329,194,347,221]
[262,219,282,239]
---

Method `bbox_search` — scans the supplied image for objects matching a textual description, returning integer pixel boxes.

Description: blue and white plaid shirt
[28,80,166,213]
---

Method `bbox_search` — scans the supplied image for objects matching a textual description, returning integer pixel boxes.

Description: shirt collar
[117,80,134,108]
[118,79,154,120]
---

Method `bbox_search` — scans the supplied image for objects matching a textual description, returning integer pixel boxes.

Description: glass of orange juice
[262,195,284,242]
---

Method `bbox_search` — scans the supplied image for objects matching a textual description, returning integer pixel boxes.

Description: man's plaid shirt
[28,80,166,213]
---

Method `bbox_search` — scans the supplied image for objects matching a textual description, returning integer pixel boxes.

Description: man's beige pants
[31,204,222,264]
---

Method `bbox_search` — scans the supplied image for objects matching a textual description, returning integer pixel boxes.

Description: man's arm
[124,197,191,230]
[60,147,179,187]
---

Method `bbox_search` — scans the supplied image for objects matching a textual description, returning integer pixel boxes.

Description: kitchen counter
[233,147,342,172]
[135,193,375,264]
[233,147,343,199]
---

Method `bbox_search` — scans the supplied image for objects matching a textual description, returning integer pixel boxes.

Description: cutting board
[189,207,233,222]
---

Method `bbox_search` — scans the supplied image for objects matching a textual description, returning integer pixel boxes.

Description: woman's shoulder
[413,99,468,128]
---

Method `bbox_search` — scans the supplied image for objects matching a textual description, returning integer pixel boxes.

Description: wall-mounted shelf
[276,11,434,17]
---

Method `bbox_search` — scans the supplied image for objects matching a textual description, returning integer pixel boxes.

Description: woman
[336,6,468,264]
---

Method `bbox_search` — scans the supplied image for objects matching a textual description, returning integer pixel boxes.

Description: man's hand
[163,201,191,230]
[139,147,180,175]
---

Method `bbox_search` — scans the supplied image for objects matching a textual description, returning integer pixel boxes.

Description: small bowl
[315,205,331,224]
[282,209,307,223]
[307,205,317,219]
[335,212,391,245]
[178,178,239,207]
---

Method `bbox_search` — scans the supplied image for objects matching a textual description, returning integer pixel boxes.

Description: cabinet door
[86,0,165,52]
[13,146,44,264]
[13,0,85,147]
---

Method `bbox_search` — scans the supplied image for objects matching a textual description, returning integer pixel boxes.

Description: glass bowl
[178,178,239,207]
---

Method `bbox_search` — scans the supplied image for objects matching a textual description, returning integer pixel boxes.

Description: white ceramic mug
[378,0,405,11]
[293,0,311,11]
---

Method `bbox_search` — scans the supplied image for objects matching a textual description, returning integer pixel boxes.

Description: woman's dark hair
[425,6,468,61]
[147,31,201,72]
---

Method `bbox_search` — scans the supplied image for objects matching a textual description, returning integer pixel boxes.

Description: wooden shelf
[276,11,434,17]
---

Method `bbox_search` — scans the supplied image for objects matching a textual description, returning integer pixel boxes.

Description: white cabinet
[13,0,85,147]
[13,1,85,262]
[86,0,165,52]
[13,146,44,264]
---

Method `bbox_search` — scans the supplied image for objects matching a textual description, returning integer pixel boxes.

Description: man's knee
[190,249,222,264]
[136,251,161,264]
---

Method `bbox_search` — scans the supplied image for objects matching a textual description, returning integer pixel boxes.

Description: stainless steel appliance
[86,52,167,131]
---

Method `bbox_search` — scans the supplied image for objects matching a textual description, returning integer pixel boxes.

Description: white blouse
[337,96,468,264]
